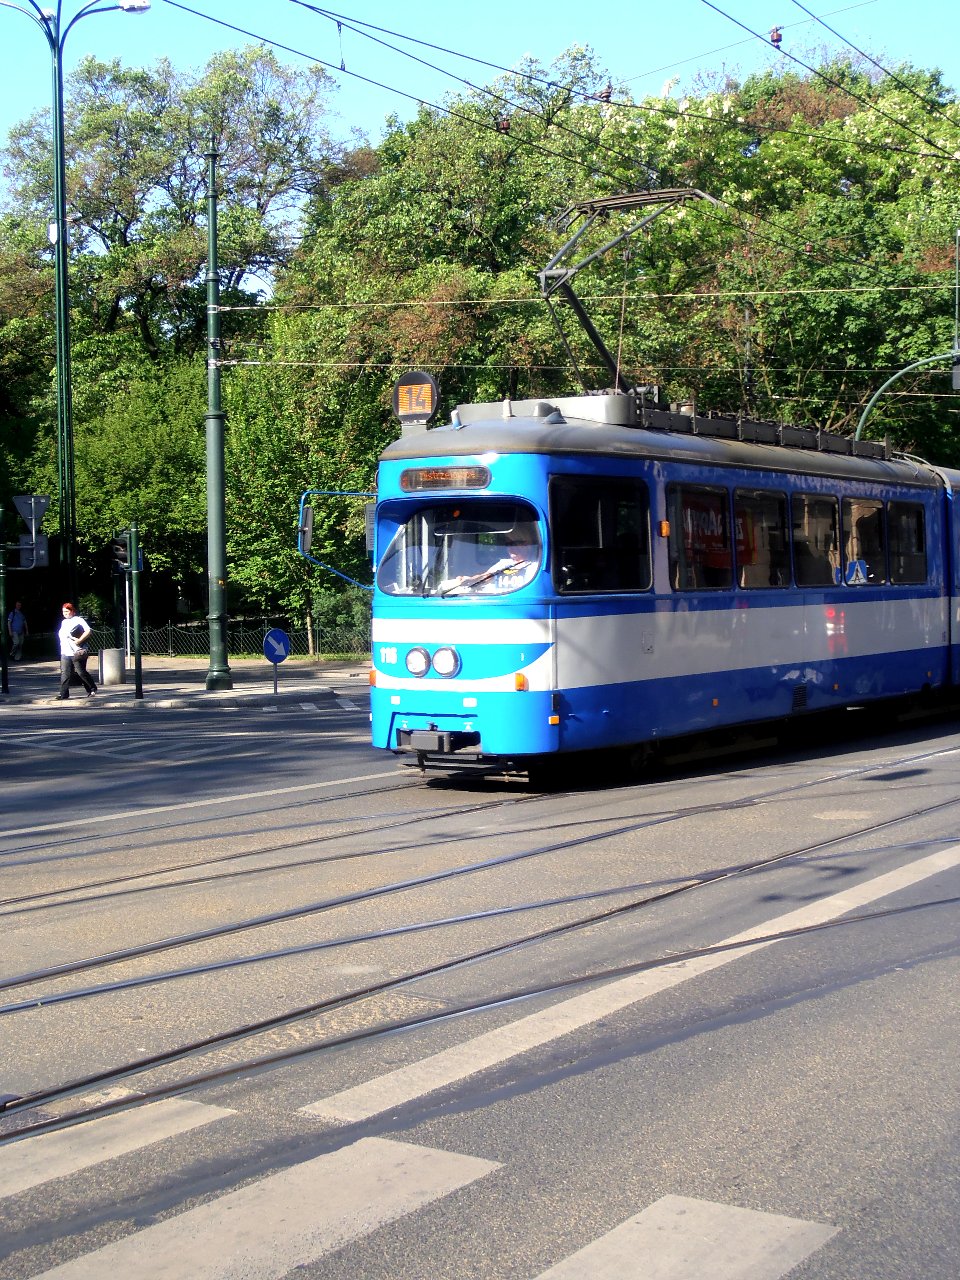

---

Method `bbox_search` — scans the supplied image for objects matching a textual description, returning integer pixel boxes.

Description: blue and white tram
[369,392,960,771]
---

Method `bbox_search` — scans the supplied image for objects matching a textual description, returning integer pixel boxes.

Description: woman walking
[57,603,97,699]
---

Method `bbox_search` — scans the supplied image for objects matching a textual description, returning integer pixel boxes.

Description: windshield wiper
[437,558,513,597]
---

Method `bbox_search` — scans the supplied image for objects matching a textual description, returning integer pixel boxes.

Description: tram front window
[377,501,541,596]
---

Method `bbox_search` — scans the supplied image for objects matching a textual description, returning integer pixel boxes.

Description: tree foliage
[2,46,960,621]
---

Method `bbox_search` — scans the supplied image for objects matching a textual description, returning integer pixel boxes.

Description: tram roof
[382,394,948,488]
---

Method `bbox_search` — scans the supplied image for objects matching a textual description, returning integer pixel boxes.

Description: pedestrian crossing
[531,1196,837,1280]
[2,1100,837,1280]
[5,847,950,1275]
[24,1135,498,1280]
[0,1099,233,1200]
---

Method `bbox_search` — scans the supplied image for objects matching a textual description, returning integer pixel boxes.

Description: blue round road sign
[263,628,291,663]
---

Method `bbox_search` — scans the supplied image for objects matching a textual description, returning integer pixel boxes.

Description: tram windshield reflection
[377,500,541,596]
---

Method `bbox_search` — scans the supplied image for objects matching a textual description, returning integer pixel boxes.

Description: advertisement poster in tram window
[681,490,740,569]
[734,511,757,565]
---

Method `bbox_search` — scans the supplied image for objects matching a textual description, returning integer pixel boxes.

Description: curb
[1,660,370,711]
[3,685,369,711]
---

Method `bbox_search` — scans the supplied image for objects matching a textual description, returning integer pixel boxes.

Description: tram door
[550,474,653,751]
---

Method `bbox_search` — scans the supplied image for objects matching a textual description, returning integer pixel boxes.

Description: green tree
[1,45,341,601]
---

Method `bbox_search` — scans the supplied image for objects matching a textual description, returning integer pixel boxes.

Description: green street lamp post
[204,145,232,690]
[854,351,958,440]
[0,0,150,597]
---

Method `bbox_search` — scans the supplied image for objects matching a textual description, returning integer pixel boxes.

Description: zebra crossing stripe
[531,1195,837,1279]
[302,845,960,1123]
[0,1099,233,1201]
[28,1137,499,1279]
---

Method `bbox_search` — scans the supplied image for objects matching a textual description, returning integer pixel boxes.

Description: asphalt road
[1,691,958,1279]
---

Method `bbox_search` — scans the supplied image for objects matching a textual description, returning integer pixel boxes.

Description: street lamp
[0,0,150,597]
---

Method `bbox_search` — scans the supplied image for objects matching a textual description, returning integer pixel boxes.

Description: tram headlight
[431,646,461,678]
[405,647,430,677]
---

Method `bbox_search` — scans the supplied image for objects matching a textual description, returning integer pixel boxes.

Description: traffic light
[111,531,131,570]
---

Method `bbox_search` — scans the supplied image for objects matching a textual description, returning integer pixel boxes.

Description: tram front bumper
[396,728,482,754]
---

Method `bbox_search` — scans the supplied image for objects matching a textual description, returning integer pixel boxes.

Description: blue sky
[1,0,957,168]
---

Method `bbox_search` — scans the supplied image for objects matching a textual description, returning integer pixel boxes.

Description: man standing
[7,600,27,661]
[57,603,97,699]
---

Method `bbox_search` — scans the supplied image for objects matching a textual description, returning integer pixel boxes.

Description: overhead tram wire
[215,280,954,315]
[158,0,621,178]
[163,3,942,292]
[284,0,956,269]
[287,0,751,90]
[215,342,959,378]
[619,0,881,89]
[789,0,960,132]
[162,3,947,340]
[269,6,949,272]
[286,1,662,179]
[291,0,956,167]
[168,0,950,276]
[700,0,960,165]
[212,357,960,396]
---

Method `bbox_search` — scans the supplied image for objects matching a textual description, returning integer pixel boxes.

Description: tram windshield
[377,500,541,596]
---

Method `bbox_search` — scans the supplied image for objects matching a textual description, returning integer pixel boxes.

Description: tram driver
[480,535,538,591]
[440,531,538,594]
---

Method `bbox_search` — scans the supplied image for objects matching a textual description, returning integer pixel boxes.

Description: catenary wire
[294,1,945,165]
[214,282,957,312]
[159,0,613,177]
[700,0,960,163]
[159,0,940,275]
[285,5,940,269]
[287,0,662,178]
[788,0,960,132]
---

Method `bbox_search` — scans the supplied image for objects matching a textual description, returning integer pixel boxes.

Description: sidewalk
[0,655,371,710]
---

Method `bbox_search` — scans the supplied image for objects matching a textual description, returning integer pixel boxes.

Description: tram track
[2,877,956,1144]
[4,730,956,922]
[0,774,437,868]
[0,786,544,914]
[2,747,958,1139]
[2,738,958,1000]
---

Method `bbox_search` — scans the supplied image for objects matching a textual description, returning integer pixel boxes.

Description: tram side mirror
[300,505,314,555]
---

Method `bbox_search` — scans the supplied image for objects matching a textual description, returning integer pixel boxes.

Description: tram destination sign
[400,465,491,491]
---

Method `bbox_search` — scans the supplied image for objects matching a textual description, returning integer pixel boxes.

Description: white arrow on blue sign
[263,628,291,663]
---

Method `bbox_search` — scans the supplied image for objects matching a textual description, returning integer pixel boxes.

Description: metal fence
[88,622,371,659]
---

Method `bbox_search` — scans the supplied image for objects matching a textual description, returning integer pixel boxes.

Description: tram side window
[667,485,733,590]
[733,490,789,588]
[888,501,927,583]
[791,494,840,586]
[550,477,651,593]
[842,498,886,584]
